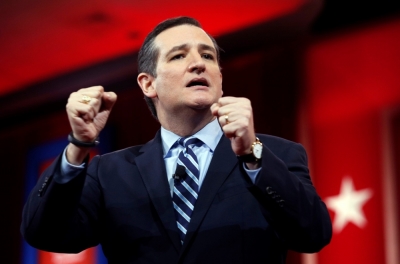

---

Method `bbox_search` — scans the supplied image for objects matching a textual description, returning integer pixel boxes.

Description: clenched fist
[211,96,259,169]
[65,86,117,164]
[211,97,256,154]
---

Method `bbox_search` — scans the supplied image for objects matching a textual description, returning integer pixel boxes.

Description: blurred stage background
[1,0,399,263]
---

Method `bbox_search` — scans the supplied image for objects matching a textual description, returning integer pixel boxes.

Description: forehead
[154,25,214,54]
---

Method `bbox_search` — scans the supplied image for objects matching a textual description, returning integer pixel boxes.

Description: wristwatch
[238,137,263,163]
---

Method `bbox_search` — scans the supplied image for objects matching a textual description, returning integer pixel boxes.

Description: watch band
[237,153,259,163]
[68,132,99,148]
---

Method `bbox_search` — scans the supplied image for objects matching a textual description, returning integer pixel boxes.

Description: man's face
[151,25,223,117]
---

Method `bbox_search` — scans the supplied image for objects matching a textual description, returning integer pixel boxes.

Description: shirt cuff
[55,147,86,184]
[242,163,262,184]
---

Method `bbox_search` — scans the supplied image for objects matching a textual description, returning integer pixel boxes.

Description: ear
[137,73,157,98]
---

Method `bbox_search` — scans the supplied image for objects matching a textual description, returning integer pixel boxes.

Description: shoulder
[103,145,143,157]
[256,133,306,156]
[88,145,144,167]
[94,130,162,162]
[257,133,300,147]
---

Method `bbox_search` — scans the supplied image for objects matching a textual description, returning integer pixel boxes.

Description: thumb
[102,92,117,111]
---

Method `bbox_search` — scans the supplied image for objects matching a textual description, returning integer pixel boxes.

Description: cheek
[154,72,171,89]
[157,73,180,91]
[216,79,223,96]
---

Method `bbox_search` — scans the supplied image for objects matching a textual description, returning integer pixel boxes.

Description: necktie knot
[178,136,202,149]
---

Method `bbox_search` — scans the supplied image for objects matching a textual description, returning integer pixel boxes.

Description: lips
[186,78,209,87]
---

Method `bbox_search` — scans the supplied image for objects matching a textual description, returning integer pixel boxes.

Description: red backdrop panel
[302,18,400,264]
[309,113,385,263]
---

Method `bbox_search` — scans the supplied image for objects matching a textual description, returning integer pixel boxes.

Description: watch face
[253,143,263,159]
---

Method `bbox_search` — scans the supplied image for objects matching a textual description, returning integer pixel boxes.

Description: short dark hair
[137,16,221,119]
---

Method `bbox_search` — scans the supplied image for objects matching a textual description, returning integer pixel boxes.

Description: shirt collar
[160,118,223,157]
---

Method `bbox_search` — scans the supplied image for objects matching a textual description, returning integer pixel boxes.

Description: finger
[218,114,232,126]
[67,101,97,122]
[67,97,103,122]
[70,91,105,117]
[73,92,102,105]
[217,96,247,106]
[216,105,252,125]
[218,113,244,129]
[101,92,117,111]
[217,98,252,117]
[72,86,104,105]
[222,121,252,141]
[210,103,220,116]
[215,105,237,118]
[70,93,95,105]
[76,97,101,113]
[220,122,237,138]
[77,85,104,97]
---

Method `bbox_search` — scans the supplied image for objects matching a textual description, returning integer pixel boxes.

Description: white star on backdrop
[325,176,373,233]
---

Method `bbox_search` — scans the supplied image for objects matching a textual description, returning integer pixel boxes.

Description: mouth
[186,78,209,88]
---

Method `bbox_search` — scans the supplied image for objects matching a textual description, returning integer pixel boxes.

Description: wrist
[68,132,99,148]
[237,137,263,163]
[66,143,91,165]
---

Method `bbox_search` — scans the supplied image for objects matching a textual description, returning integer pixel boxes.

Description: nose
[188,53,205,74]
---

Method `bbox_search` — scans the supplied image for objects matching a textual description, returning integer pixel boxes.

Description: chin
[190,100,213,110]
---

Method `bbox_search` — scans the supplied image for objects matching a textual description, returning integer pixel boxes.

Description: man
[21,17,332,263]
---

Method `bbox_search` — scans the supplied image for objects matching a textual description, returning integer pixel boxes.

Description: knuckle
[95,85,104,92]
[86,104,95,112]
[92,91,101,98]
[92,98,100,106]
[66,101,75,110]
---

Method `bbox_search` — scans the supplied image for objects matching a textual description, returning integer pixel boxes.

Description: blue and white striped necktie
[172,136,202,244]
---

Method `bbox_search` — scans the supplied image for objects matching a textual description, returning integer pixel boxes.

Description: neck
[158,108,215,137]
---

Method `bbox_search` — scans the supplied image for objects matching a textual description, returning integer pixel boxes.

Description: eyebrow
[199,43,217,54]
[165,43,217,58]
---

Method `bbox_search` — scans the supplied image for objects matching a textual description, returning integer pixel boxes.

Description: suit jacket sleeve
[21,153,102,253]
[253,134,332,252]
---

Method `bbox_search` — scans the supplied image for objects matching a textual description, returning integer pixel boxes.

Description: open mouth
[186,78,209,87]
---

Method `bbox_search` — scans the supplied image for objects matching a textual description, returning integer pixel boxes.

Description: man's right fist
[66,86,117,144]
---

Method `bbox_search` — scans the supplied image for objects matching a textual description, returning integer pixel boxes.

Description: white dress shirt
[59,118,261,189]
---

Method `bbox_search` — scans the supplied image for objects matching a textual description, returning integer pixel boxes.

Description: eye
[171,54,185,60]
[202,53,214,60]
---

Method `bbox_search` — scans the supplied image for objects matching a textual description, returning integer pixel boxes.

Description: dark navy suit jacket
[21,131,332,263]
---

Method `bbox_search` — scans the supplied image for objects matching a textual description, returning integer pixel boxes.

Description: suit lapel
[181,135,238,252]
[135,131,182,252]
